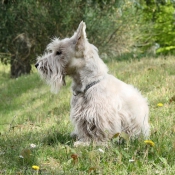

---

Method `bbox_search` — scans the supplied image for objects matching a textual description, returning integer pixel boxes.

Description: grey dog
[35,21,150,146]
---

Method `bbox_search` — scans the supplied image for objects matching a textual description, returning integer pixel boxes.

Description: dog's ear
[75,21,87,50]
[76,21,86,39]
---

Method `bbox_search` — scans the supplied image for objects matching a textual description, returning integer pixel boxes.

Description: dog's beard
[47,71,65,94]
[37,54,66,94]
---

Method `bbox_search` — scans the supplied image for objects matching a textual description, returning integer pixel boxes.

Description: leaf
[115,149,120,156]
[88,167,97,173]
[71,154,78,164]
[159,157,168,166]
[113,133,120,138]
[120,132,129,141]
[171,125,175,133]
[71,154,78,159]
[169,95,175,103]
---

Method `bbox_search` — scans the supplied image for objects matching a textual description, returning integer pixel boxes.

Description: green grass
[0,56,175,174]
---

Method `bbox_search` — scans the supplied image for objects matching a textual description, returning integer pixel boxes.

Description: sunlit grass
[0,56,175,174]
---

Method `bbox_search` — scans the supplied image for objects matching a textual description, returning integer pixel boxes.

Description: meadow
[0,56,175,174]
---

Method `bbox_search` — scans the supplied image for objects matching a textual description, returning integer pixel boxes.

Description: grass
[0,56,175,174]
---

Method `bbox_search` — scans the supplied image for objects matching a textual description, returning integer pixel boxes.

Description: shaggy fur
[35,21,150,146]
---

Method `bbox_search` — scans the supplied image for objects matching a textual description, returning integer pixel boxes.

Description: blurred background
[1,0,175,78]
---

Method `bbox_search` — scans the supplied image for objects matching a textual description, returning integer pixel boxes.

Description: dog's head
[35,21,88,93]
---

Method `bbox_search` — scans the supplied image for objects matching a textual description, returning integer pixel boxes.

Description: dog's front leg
[70,123,92,146]
[70,130,91,147]
[70,130,78,139]
[70,127,91,147]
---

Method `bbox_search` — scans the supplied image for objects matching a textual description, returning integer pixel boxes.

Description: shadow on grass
[0,71,44,114]
[0,70,71,124]
[42,130,73,146]
[0,124,74,172]
[0,72,43,98]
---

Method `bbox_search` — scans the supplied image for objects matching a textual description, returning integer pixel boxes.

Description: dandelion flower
[32,165,40,170]
[144,140,155,147]
[157,103,163,107]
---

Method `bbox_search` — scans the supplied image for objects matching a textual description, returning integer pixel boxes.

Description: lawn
[0,56,175,174]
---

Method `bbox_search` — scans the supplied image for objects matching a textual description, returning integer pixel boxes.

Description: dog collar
[84,80,100,93]
[73,79,100,96]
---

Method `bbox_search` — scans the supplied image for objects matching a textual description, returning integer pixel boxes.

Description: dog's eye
[56,51,62,55]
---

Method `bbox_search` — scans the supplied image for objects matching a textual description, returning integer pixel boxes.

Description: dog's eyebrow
[59,45,67,52]
[58,43,63,49]
[59,46,64,50]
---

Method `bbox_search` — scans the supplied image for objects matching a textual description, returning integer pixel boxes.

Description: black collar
[73,79,100,96]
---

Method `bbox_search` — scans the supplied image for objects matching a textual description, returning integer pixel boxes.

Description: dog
[35,21,150,146]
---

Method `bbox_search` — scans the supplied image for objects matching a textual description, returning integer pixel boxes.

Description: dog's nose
[35,63,39,68]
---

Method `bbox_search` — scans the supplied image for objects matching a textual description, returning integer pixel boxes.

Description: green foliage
[136,0,175,54]
[0,0,140,77]
[1,0,175,77]
[154,2,175,54]
[0,0,49,53]
[0,0,120,61]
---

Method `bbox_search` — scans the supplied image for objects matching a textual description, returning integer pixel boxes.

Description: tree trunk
[10,33,32,78]
[10,55,31,78]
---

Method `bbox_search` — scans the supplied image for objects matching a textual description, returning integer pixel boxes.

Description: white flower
[98,148,105,153]
[19,155,24,158]
[129,159,135,162]
[30,143,37,149]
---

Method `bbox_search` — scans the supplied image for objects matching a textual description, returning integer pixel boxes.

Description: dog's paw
[73,141,90,147]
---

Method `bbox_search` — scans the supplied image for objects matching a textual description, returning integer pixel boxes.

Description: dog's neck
[72,78,101,96]
[71,56,108,95]
[69,43,108,95]
[71,74,104,96]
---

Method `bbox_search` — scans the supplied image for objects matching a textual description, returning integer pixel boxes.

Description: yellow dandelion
[157,103,163,107]
[32,165,40,170]
[144,140,155,147]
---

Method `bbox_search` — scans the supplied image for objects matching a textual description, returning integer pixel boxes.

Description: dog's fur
[35,21,150,146]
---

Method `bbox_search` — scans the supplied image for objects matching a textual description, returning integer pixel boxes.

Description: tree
[135,0,175,54]
[0,0,138,77]
[0,0,52,77]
